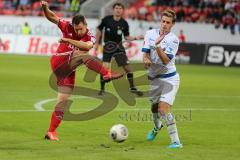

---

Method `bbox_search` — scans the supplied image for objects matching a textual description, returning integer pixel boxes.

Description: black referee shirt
[98,15,130,44]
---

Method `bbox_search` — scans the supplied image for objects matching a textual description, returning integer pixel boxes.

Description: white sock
[152,113,163,131]
[165,113,180,144]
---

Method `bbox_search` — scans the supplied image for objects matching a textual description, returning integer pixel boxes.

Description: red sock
[84,58,109,75]
[48,111,63,132]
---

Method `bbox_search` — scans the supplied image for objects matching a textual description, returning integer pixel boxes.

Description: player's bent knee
[151,103,158,113]
[57,88,72,103]
[158,102,170,115]
[123,65,131,73]
[58,93,71,100]
[70,57,83,69]
[165,113,176,126]
[103,62,110,68]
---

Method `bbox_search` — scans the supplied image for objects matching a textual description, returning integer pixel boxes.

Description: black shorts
[102,50,129,67]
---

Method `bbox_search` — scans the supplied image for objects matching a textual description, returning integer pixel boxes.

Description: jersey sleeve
[58,19,69,33]
[165,37,179,59]
[141,31,151,54]
[123,21,130,37]
[97,17,106,31]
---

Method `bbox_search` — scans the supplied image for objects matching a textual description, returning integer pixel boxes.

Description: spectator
[224,0,237,11]
[70,0,80,13]
[0,38,6,51]
[21,22,31,35]
[237,10,240,34]
[222,10,237,34]
[178,29,186,42]
[1,0,239,36]
[123,3,138,20]
[139,5,148,20]
[19,0,29,6]
[176,5,185,22]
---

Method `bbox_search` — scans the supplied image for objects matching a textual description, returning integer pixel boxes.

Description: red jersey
[50,19,96,88]
[56,19,96,54]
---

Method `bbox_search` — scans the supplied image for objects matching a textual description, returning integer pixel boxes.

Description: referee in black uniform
[95,2,143,96]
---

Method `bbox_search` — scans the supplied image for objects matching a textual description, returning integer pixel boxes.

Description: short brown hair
[72,14,87,25]
[161,9,176,23]
[112,2,124,9]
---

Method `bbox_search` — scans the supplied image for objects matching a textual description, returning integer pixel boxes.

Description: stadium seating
[0,0,239,34]
[0,0,87,17]
[123,0,239,35]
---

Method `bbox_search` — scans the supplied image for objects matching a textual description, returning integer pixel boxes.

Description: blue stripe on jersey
[148,71,177,80]
[142,48,151,53]
[167,54,174,60]
[159,71,176,78]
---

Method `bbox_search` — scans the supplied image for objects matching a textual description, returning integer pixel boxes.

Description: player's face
[113,6,124,17]
[160,16,174,33]
[73,22,87,37]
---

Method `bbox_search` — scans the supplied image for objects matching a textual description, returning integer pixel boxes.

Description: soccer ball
[109,124,128,142]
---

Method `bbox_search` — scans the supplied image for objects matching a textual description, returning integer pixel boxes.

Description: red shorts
[50,55,75,88]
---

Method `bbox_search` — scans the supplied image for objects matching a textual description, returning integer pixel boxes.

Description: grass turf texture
[0,54,240,160]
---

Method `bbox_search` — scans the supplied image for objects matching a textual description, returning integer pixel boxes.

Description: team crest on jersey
[166,47,173,53]
[87,31,96,44]
[87,31,93,36]
[117,29,122,35]
[91,37,96,44]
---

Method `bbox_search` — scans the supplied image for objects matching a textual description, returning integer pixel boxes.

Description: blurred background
[0,1,240,159]
[0,0,239,66]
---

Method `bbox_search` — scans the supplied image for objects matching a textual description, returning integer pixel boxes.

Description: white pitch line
[178,94,240,98]
[33,94,240,112]
[34,96,91,111]
[1,108,240,113]
[34,98,56,111]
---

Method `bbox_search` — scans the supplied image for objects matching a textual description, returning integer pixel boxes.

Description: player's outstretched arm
[124,35,144,41]
[59,38,93,51]
[41,1,59,25]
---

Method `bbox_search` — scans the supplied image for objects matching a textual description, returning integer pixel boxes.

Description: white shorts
[149,74,180,105]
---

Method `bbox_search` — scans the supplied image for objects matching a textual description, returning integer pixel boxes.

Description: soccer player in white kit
[142,9,183,148]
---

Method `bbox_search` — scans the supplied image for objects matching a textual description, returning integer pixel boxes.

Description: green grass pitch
[0,54,240,160]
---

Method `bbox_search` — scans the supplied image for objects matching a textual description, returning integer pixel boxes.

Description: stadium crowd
[0,0,239,34]
[0,0,83,17]
[124,0,240,35]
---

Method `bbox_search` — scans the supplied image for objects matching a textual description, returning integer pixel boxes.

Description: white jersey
[142,29,179,78]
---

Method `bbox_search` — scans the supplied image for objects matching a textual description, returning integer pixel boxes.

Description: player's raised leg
[70,51,124,82]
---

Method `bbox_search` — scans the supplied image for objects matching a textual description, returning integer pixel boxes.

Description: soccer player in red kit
[41,1,123,141]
